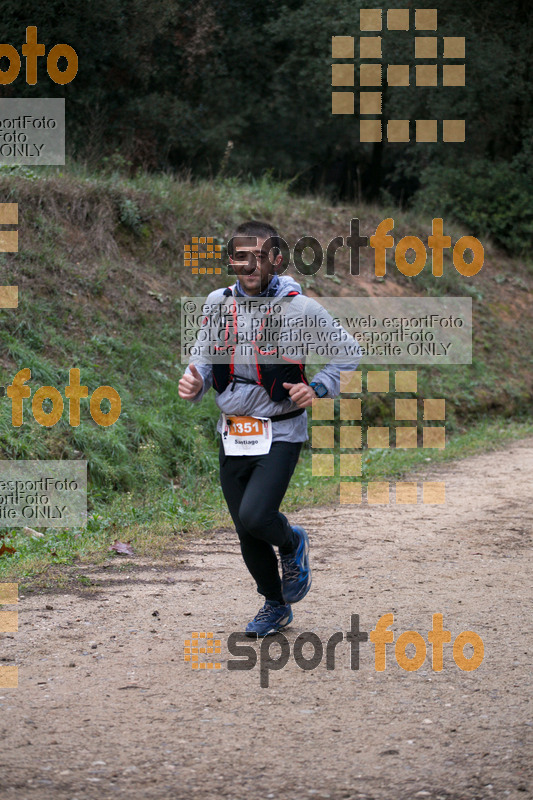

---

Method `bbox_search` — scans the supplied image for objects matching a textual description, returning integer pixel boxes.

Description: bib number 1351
[221,414,272,455]
[230,419,263,435]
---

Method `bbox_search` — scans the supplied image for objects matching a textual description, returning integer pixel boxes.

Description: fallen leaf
[109,540,135,556]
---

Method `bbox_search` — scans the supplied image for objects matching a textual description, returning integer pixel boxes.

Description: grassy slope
[0,163,532,584]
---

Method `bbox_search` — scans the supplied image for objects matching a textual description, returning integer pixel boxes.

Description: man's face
[229,236,282,295]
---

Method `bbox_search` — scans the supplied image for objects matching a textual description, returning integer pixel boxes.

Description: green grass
[0,163,531,586]
[285,416,533,509]
[1,415,531,589]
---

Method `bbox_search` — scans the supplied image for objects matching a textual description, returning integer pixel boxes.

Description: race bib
[221,414,272,455]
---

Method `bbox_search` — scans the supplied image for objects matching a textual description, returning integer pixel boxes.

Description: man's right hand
[178,363,204,400]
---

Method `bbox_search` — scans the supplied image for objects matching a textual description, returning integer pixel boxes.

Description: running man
[179,220,360,636]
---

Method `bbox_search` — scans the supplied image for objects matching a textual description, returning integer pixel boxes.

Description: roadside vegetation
[0,164,531,586]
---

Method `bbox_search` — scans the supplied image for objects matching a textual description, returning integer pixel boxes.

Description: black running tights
[218,438,302,604]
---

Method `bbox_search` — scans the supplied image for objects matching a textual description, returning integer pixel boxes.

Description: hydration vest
[211,285,308,402]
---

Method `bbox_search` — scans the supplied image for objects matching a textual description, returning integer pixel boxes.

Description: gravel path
[1,439,531,800]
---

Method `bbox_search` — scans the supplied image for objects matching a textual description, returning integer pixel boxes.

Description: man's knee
[239,502,275,538]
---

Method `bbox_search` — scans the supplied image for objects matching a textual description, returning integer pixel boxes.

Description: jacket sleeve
[182,294,219,403]
[185,362,213,403]
[301,297,362,399]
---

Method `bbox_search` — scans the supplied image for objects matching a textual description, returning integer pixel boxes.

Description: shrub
[413,157,533,257]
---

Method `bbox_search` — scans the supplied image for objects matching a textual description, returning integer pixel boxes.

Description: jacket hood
[274,275,303,296]
[206,275,303,303]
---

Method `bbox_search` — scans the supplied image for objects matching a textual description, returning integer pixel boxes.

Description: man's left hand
[282,382,319,408]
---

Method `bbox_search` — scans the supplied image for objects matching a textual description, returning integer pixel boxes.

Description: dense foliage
[1,0,531,252]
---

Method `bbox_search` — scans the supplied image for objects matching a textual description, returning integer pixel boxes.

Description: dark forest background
[1,0,532,254]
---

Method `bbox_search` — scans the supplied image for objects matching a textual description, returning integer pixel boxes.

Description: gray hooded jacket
[185,276,361,443]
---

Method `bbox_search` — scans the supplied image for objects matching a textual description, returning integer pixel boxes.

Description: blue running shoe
[280,525,312,603]
[245,600,293,637]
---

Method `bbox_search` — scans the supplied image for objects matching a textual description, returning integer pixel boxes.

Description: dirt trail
[1,440,532,800]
